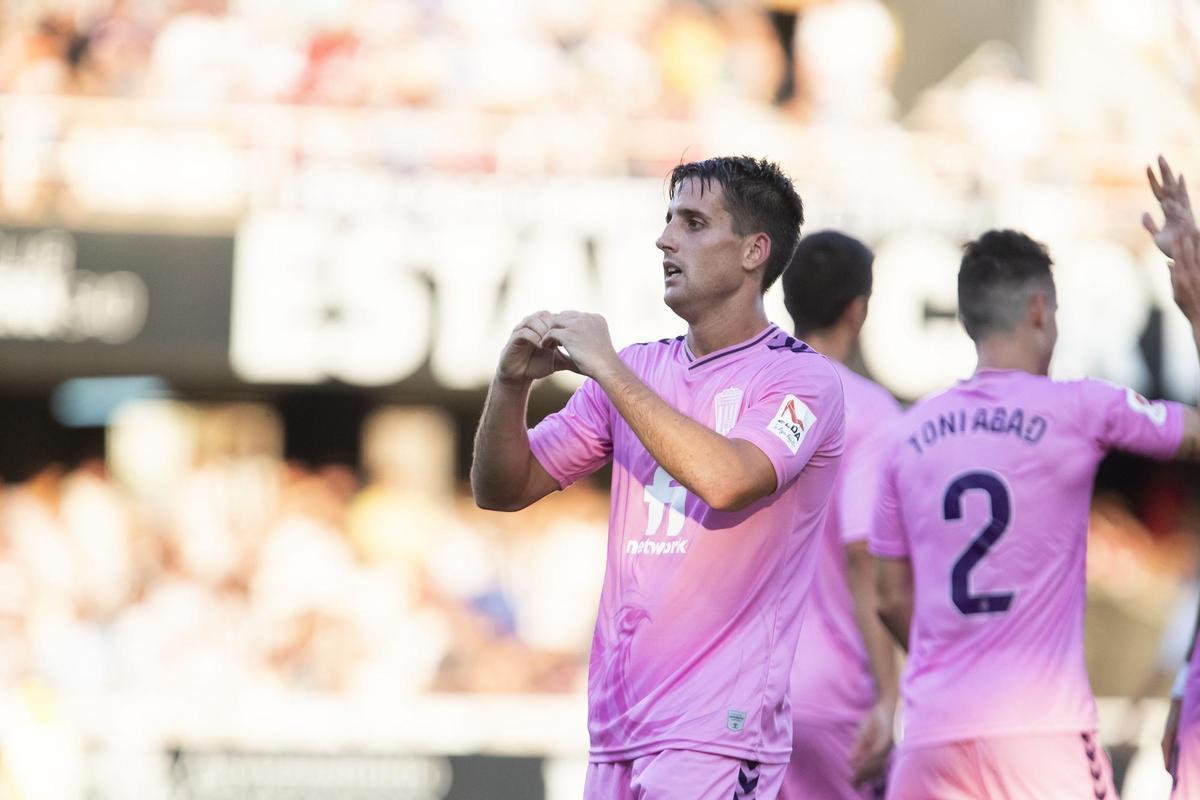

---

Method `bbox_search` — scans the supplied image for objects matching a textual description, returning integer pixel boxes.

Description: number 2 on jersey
[943,471,1014,616]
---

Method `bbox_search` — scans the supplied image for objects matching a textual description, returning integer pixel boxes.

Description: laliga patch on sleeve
[1125,387,1168,426]
[767,394,816,455]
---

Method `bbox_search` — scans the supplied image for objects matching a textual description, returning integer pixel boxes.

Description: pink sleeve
[528,377,614,489]
[868,449,908,558]
[1076,379,1185,460]
[726,361,845,494]
[838,402,901,544]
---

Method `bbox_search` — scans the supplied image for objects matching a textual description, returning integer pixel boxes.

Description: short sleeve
[1076,379,1185,460]
[725,359,845,494]
[528,377,614,488]
[868,448,909,558]
[838,400,902,544]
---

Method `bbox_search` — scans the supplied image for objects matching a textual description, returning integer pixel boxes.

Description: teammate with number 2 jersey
[872,170,1200,799]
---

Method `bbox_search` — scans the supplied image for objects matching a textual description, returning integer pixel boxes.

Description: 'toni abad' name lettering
[907,406,1047,455]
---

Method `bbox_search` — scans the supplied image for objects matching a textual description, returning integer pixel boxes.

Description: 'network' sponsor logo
[632,465,690,556]
[626,539,688,555]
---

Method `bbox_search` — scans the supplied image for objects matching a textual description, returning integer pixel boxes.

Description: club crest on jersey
[1125,387,1168,426]
[768,394,815,455]
[713,387,743,435]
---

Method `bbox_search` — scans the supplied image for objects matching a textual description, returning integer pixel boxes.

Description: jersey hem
[728,429,788,494]
[867,541,908,558]
[791,703,870,725]
[527,433,571,490]
[1165,400,1188,458]
[588,739,790,766]
[897,717,1098,750]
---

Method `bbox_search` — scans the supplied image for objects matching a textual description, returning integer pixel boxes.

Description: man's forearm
[593,359,774,510]
[471,376,538,510]
[876,557,914,652]
[878,606,911,653]
[847,545,900,703]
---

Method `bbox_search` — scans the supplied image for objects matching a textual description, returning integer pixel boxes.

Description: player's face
[655,178,748,319]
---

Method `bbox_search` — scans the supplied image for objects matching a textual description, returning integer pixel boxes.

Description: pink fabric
[869,371,1184,748]
[887,732,1117,800]
[529,324,845,764]
[791,362,901,726]
[1174,668,1200,798]
[1174,727,1200,799]
[584,750,786,800]
[781,716,887,800]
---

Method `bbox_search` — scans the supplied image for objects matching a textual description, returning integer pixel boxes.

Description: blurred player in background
[778,231,899,800]
[471,156,845,800]
[870,157,1200,800]
[1167,604,1200,797]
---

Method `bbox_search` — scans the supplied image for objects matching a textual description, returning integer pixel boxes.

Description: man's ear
[743,233,772,273]
[843,295,870,335]
[1028,289,1051,330]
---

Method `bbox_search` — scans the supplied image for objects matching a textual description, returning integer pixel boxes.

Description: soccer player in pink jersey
[870,158,1200,800]
[1148,159,1200,799]
[778,231,900,800]
[471,156,846,800]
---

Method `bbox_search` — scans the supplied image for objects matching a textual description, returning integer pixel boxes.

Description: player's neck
[685,297,770,358]
[974,338,1049,376]
[801,326,854,364]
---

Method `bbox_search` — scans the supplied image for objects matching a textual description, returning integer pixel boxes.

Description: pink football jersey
[1178,652,1200,786]
[790,361,901,724]
[529,324,845,764]
[1176,651,1200,797]
[869,369,1184,747]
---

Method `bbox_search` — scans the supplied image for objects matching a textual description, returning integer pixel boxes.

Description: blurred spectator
[794,0,899,125]
[149,0,250,103]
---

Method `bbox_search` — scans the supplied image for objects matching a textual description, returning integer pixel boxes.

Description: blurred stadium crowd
[0,413,608,707]
[0,0,823,114]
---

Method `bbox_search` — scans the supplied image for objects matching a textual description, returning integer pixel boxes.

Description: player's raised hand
[497,311,578,384]
[541,311,619,380]
[1169,227,1200,325]
[1144,155,1196,258]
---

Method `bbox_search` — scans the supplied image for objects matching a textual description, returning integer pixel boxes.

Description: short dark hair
[668,156,804,292]
[958,229,1055,342]
[782,230,874,336]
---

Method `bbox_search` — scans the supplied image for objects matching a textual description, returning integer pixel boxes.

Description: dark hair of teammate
[668,156,805,292]
[958,229,1056,343]
[782,230,874,337]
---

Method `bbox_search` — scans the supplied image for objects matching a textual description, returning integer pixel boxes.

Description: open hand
[497,311,578,384]
[1144,155,1196,258]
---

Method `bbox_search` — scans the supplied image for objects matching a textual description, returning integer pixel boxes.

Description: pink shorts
[584,749,786,800]
[887,731,1117,800]
[781,717,886,800]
